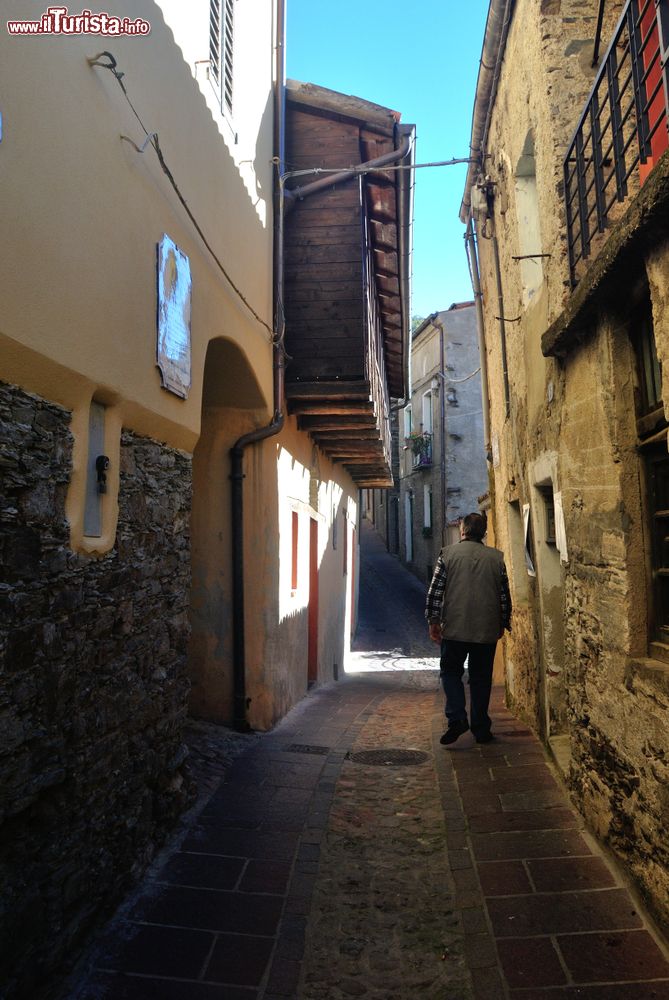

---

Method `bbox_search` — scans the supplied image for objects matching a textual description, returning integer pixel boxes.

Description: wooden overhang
[283,81,415,488]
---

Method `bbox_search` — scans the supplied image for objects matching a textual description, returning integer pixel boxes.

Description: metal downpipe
[491,232,511,420]
[460,0,514,222]
[465,218,493,455]
[230,0,286,732]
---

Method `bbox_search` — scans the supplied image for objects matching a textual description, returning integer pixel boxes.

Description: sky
[286,0,490,320]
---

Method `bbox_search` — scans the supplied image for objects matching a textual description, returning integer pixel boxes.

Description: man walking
[426,512,512,745]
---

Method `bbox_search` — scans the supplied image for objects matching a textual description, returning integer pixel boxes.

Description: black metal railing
[564,0,669,285]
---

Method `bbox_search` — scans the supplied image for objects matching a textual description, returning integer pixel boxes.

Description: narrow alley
[68,522,669,1000]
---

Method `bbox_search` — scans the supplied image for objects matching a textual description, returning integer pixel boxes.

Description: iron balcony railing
[564,0,669,286]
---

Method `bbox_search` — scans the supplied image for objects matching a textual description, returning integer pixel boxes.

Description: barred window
[632,296,669,643]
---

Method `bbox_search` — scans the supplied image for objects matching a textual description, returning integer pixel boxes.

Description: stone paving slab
[447,686,669,999]
[69,674,669,1000]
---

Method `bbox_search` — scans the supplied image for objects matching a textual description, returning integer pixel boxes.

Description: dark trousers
[440,639,497,738]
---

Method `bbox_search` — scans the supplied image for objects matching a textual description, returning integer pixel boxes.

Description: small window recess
[67,395,121,555]
[514,130,545,307]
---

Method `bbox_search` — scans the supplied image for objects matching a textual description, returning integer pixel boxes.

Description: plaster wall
[0,0,275,461]
[191,401,358,732]
[257,416,358,728]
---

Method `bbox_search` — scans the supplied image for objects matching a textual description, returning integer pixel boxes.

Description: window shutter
[209,0,234,116]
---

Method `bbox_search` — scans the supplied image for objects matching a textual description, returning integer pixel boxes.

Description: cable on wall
[87,51,275,341]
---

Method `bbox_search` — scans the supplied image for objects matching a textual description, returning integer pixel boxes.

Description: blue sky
[286,0,490,319]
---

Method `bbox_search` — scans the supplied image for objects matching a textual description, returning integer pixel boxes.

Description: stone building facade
[398,304,488,583]
[462,0,669,930]
[0,2,413,994]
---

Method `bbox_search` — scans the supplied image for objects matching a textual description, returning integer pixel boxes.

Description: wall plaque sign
[157,234,191,398]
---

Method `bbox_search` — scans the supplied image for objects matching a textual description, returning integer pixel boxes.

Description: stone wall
[472,0,669,930]
[0,381,192,997]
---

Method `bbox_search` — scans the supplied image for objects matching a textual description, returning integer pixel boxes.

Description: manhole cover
[347,748,429,767]
[284,743,330,756]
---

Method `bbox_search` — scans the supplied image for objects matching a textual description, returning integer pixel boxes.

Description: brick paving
[69,524,669,999]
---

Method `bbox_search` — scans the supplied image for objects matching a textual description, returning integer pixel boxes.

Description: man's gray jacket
[436,540,509,644]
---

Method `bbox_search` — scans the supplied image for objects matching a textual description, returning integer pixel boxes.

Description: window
[422,391,432,434]
[633,297,669,642]
[404,404,412,436]
[538,486,556,546]
[423,484,432,529]
[209,0,234,117]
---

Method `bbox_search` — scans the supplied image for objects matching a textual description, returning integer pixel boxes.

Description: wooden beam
[311,429,380,441]
[297,415,377,430]
[288,402,376,416]
[286,381,371,400]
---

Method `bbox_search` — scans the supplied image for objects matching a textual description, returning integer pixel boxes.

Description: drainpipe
[230,0,286,731]
[592,0,606,66]
[465,218,493,454]
[491,232,511,420]
[460,0,515,222]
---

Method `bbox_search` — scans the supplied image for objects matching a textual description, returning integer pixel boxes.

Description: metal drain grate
[347,748,429,767]
[283,743,330,756]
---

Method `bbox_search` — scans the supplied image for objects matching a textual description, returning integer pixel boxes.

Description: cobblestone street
[69,524,669,1000]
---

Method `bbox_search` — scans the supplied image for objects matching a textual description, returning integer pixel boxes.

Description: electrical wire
[88,51,275,340]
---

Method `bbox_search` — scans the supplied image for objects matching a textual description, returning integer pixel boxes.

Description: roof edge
[286,79,400,132]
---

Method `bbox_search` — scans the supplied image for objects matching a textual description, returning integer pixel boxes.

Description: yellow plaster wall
[191,403,358,732]
[0,0,275,455]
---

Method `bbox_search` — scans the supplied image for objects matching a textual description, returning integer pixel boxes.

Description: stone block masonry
[0,381,193,998]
